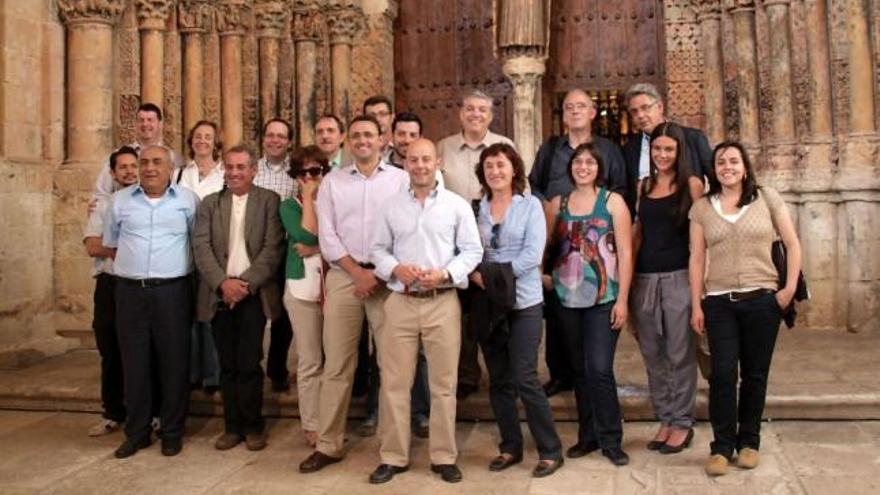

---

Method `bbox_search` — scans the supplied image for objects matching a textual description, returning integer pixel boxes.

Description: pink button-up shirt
[317,161,409,265]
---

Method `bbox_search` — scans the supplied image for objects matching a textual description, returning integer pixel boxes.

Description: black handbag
[771,240,810,328]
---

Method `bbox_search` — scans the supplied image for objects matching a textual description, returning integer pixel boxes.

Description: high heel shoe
[659,428,694,454]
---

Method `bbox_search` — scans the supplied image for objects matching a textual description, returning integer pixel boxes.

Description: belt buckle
[728,291,740,302]
[140,278,148,289]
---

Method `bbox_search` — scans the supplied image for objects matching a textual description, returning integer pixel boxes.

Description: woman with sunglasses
[279,145,330,448]
[631,123,704,455]
[471,142,563,478]
[545,142,633,466]
[690,141,801,476]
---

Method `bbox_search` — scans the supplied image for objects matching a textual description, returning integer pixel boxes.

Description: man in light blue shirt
[103,144,199,459]
[367,138,482,485]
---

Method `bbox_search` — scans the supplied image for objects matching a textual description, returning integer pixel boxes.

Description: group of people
[83,82,802,482]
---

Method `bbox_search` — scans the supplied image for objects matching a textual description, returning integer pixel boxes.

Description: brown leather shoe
[245,432,267,451]
[214,433,243,451]
[299,451,342,473]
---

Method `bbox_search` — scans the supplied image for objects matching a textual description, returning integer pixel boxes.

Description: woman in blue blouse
[471,143,563,478]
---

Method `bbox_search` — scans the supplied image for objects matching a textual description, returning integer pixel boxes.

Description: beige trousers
[379,290,461,466]
[282,289,323,432]
[316,268,389,457]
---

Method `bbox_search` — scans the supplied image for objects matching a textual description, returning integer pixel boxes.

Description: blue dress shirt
[103,183,199,279]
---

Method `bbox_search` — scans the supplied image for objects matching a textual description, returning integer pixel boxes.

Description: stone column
[255,0,289,124]
[502,57,545,171]
[804,0,833,139]
[697,0,725,145]
[327,4,364,123]
[135,0,174,106]
[293,3,323,145]
[216,0,252,146]
[178,0,212,135]
[763,0,796,142]
[845,0,876,133]
[726,0,760,145]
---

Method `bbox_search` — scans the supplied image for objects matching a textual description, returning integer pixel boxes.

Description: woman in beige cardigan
[688,141,802,477]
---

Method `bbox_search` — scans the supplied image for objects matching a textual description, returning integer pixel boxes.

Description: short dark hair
[348,114,382,135]
[262,117,293,140]
[186,120,223,160]
[288,145,330,179]
[137,102,163,120]
[567,142,607,189]
[707,140,760,207]
[362,95,393,115]
[110,146,139,171]
[315,113,345,134]
[475,142,527,200]
[391,112,423,134]
[223,143,257,167]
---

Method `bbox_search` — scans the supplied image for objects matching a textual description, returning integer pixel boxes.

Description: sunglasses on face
[294,165,329,178]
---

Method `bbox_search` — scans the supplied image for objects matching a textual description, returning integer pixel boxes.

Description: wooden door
[544,0,666,144]
[394,1,512,141]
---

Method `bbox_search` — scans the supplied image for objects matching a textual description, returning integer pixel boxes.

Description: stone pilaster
[845,0,876,133]
[293,1,323,145]
[216,0,252,146]
[502,57,545,172]
[178,0,213,136]
[763,0,796,143]
[135,0,174,107]
[726,0,760,145]
[255,0,289,124]
[804,0,833,139]
[697,0,725,145]
[326,3,364,123]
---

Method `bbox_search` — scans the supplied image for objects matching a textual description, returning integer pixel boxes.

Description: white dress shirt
[226,193,251,277]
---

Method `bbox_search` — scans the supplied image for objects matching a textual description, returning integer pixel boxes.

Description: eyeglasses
[490,223,501,249]
[563,102,591,112]
[294,165,329,178]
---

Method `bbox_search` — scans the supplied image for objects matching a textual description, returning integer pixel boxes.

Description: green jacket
[279,198,319,280]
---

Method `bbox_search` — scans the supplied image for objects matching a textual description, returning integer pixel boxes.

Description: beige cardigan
[689,187,787,294]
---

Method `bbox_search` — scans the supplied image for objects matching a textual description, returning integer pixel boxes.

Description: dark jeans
[703,292,781,458]
[481,304,562,460]
[212,295,267,435]
[190,321,220,387]
[458,287,482,389]
[92,273,126,423]
[560,302,623,449]
[116,277,192,443]
[543,288,573,385]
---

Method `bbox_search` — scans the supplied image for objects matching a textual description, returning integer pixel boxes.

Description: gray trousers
[631,269,697,428]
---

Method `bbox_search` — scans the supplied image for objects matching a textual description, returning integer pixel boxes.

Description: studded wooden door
[393,1,513,141]
[544,0,666,144]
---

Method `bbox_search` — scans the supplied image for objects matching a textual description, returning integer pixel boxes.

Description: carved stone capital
[178,0,213,33]
[696,0,723,21]
[292,7,323,42]
[135,0,174,31]
[502,56,547,81]
[57,0,125,26]
[255,0,289,38]
[326,4,365,45]
[216,0,253,36]
[724,0,755,13]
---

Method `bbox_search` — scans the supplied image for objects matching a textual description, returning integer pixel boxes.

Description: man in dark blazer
[193,143,284,452]
[622,83,713,213]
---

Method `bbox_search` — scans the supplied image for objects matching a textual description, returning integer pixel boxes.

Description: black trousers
[266,298,293,384]
[457,287,482,389]
[212,295,267,435]
[481,304,562,460]
[560,302,624,449]
[116,277,192,443]
[703,292,781,458]
[543,288,573,385]
[92,273,126,422]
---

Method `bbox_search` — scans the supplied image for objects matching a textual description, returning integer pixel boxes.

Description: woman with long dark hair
[689,141,802,476]
[631,122,704,454]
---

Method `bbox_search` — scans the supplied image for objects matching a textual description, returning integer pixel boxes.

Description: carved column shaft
[179,1,211,135]
[294,7,321,146]
[503,56,545,171]
[764,0,796,141]
[136,1,173,106]
[729,1,760,144]
[256,1,288,123]
[846,0,876,133]
[804,0,833,138]
[217,1,250,145]
[698,1,725,144]
[327,7,363,124]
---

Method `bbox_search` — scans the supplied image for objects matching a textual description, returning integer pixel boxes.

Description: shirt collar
[455,131,492,151]
[133,182,178,197]
[261,156,289,172]
[346,160,391,176]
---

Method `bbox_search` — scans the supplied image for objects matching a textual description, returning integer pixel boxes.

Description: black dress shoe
[203,385,219,395]
[532,457,564,478]
[431,463,462,483]
[542,379,573,397]
[114,437,151,459]
[659,428,694,455]
[602,447,630,466]
[161,437,182,456]
[456,384,477,400]
[271,378,291,392]
[565,441,600,458]
[368,464,409,484]
[412,421,429,439]
[299,451,342,473]
[488,453,522,472]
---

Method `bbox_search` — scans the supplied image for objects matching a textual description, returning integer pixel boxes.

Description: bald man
[368,139,483,484]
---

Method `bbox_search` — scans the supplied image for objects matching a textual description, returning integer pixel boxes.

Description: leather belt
[403,288,453,299]
[358,262,376,270]
[118,275,187,288]
[713,288,774,302]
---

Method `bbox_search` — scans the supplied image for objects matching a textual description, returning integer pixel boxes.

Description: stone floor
[0,410,877,494]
